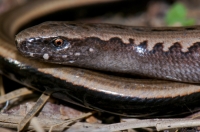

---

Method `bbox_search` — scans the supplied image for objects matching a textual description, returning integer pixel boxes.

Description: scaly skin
[16,21,200,83]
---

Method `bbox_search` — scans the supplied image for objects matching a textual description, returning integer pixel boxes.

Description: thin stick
[102,119,200,131]
[155,119,200,131]
[0,87,33,104]
[65,118,200,131]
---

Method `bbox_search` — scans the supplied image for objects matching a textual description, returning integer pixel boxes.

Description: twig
[66,118,200,131]
[0,87,33,104]
[103,118,200,131]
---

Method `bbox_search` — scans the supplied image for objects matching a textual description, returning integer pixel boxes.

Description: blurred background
[1,0,200,27]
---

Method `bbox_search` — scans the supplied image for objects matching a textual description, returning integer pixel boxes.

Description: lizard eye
[53,38,64,47]
[51,37,70,50]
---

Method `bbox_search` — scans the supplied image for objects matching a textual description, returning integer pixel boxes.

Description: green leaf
[165,2,195,26]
